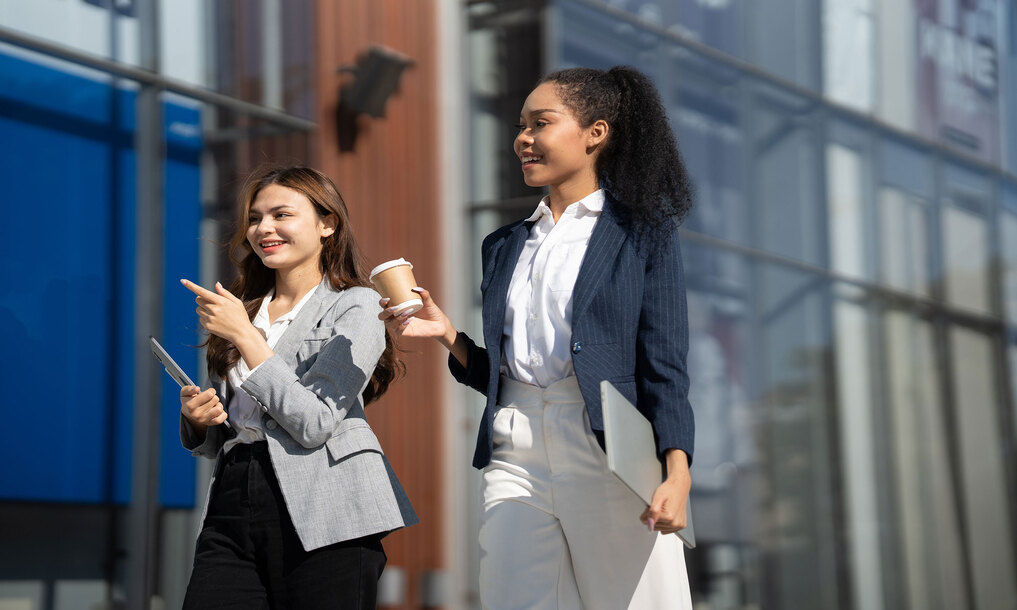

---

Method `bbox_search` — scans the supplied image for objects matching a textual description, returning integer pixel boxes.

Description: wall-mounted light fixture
[336,45,413,151]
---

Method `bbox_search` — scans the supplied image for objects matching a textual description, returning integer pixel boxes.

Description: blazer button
[571,341,582,354]
[264,419,278,430]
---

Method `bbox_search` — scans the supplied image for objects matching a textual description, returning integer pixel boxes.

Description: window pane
[874,0,916,131]
[950,326,1017,608]
[823,0,875,112]
[673,0,742,58]
[756,264,840,608]
[827,143,869,279]
[881,138,934,199]
[941,204,990,314]
[1002,187,1017,324]
[745,0,820,90]
[686,270,757,606]
[160,0,207,87]
[886,312,968,610]
[674,50,747,245]
[1010,343,1017,451]
[752,84,822,266]
[0,0,127,61]
[833,291,884,610]
[212,0,314,117]
[941,164,992,314]
[879,188,930,297]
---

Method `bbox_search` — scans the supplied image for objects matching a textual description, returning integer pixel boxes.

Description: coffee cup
[369,258,423,315]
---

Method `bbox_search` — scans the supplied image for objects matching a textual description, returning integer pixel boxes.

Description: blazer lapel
[571,199,627,322]
[483,221,532,351]
[270,283,341,366]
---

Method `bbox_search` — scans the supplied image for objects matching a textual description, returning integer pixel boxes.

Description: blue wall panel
[0,53,201,507]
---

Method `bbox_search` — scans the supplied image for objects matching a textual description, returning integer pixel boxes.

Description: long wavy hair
[205,165,402,404]
[539,66,694,241]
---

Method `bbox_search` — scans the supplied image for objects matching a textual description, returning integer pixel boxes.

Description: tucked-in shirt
[503,189,603,387]
[223,281,323,453]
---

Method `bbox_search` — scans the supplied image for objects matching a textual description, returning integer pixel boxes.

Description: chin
[522,174,546,188]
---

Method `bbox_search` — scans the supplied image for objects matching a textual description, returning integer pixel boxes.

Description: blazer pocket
[325,422,384,463]
[303,325,336,342]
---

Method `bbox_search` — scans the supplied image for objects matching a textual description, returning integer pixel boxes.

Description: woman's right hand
[180,385,228,429]
[379,287,457,347]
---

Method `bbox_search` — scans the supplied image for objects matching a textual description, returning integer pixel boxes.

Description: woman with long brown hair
[178,165,416,609]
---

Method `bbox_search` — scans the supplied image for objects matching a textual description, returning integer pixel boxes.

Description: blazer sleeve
[448,331,490,395]
[240,288,385,449]
[180,412,227,459]
[447,224,515,396]
[637,232,695,464]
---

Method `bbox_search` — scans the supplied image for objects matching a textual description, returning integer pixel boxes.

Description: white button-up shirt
[502,189,603,387]
[223,281,322,453]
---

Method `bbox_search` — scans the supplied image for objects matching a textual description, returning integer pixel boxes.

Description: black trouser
[183,441,386,610]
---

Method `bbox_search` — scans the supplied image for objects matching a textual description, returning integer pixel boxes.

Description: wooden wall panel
[314,1,447,607]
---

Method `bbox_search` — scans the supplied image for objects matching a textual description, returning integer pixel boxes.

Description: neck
[547,172,599,222]
[273,264,324,303]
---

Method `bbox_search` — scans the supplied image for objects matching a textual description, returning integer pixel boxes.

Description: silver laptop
[601,380,695,548]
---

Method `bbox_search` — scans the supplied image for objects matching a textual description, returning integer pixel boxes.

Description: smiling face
[246,184,337,277]
[513,82,608,204]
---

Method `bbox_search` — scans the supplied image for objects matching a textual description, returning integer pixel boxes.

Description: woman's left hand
[181,279,252,343]
[640,449,691,534]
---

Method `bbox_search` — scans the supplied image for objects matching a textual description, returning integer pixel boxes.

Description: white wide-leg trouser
[479,376,693,610]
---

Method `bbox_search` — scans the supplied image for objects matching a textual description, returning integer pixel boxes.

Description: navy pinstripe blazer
[450,194,695,470]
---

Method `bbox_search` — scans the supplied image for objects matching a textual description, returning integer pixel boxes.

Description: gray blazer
[180,284,418,551]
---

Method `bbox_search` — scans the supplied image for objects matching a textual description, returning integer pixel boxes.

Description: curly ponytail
[539,66,694,240]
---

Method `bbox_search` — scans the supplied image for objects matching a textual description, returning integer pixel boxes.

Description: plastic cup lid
[388,298,423,315]
[369,258,413,280]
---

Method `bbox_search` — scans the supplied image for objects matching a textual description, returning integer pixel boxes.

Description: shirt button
[533,272,541,281]
[572,341,582,354]
[265,419,278,430]
[529,313,538,321]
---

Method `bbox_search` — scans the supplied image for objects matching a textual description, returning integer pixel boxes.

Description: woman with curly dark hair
[382,66,694,608]
[178,165,417,609]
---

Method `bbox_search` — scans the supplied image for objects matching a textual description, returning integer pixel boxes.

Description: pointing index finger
[180,278,217,299]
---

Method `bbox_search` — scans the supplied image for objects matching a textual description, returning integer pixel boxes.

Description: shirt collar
[253,279,324,329]
[524,189,605,222]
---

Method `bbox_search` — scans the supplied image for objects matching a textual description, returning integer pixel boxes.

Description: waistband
[498,375,583,407]
[223,440,269,464]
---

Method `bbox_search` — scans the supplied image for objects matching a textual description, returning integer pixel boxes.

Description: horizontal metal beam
[0,25,316,132]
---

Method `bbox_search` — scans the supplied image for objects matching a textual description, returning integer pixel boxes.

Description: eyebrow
[520,108,562,119]
[250,204,295,215]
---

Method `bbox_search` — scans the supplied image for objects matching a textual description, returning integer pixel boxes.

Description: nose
[252,217,275,237]
[515,128,533,150]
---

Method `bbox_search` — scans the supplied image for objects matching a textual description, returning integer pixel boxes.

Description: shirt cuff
[234,359,265,385]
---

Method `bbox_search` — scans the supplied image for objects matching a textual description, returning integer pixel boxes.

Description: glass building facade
[0,1,313,608]
[4,0,1017,608]
[466,0,1017,608]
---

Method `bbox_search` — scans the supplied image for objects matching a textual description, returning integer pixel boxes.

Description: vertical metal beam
[127,0,163,607]
[262,0,283,109]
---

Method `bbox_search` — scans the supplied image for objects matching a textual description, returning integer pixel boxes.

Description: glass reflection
[751,83,822,266]
[833,288,884,610]
[673,47,746,246]
[950,326,1017,608]
[885,310,968,610]
[880,188,930,298]
[941,204,990,314]
[756,263,839,608]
